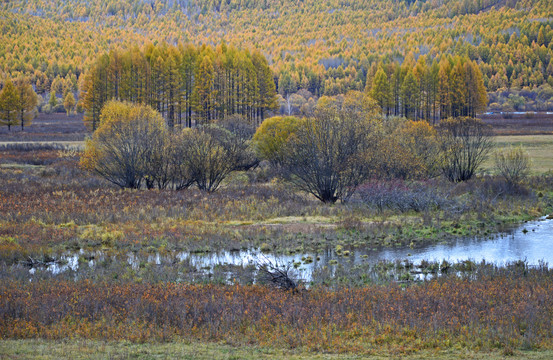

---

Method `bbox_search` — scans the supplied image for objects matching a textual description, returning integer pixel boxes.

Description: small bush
[374,119,442,180]
[494,146,531,187]
[179,125,256,192]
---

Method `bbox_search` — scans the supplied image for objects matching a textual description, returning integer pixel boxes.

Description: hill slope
[0,0,552,104]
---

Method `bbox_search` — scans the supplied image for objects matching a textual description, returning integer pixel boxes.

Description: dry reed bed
[1,266,553,353]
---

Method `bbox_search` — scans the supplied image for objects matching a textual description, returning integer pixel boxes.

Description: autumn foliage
[253,116,301,166]
[0,79,38,131]
[81,100,255,191]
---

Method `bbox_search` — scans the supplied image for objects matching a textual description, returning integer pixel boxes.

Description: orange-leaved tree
[0,80,20,131]
[14,79,38,130]
[80,101,167,189]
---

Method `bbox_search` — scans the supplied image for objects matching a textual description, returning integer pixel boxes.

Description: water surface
[30,217,553,282]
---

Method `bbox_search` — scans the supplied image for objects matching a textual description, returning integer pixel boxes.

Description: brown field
[479,112,553,135]
[2,266,553,355]
[0,113,88,142]
[0,111,550,144]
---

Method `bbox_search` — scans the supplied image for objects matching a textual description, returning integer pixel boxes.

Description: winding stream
[30,216,553,282]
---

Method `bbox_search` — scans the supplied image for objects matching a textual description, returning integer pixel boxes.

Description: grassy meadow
[491,135,553,174]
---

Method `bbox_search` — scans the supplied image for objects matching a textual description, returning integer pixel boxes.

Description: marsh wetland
[3,116,553,357]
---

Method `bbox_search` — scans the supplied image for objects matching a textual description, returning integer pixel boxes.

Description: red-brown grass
[2,266,553,353]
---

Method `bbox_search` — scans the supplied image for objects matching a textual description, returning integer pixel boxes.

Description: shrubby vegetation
[3,263,553,353]
[3,0,553,356]
[81,101,255,192]
[275,92,379,203]
[252,116,301,166]
[438,117,493,182]
[357,180,452,213]
[80,101,167,189]
[83,92,497,203]
[494,146,531,187]
[3,145,550,265]
[179,125,257,192]
[251,97,493,201]
[372,118,443,180]
[2,136,553,354]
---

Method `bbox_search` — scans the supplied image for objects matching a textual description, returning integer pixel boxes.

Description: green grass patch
[0,163,45,170]
[263,216,335,225]
[1,339,552,359]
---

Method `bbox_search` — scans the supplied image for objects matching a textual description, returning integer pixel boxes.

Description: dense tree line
[368,55,488,121]
[80,43,278,131]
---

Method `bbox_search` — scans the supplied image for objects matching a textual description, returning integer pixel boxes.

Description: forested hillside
[1,0,552,110]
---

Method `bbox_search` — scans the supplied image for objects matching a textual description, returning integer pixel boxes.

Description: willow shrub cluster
[82,93,494,202]
[255,92,494,203]
[81,101,255,192]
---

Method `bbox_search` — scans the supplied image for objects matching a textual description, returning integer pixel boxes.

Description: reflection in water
[30,217,553,281]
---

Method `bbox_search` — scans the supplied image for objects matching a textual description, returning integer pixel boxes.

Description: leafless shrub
[180,125,256,192]
[257,256,299,292]
[279,94,378,203]
[439,117,493,182]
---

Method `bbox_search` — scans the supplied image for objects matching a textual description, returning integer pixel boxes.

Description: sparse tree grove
[81,83,495,203]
